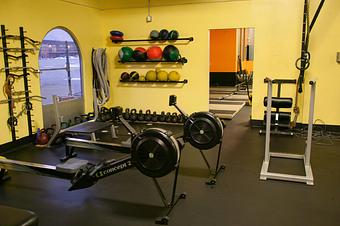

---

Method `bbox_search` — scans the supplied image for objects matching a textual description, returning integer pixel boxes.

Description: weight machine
[260,78,316,185]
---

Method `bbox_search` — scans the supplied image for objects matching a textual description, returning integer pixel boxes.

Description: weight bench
[63,121,117,141]
[0,205,39,226]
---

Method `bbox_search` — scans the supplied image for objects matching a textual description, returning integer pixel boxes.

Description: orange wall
[210,29,237,73]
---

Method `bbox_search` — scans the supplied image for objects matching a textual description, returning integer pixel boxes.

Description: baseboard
[210,72,237,86]
[250,119,340,132]
[0,135,35,155]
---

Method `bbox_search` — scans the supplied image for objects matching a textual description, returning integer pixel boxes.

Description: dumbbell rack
[0,25,39,141]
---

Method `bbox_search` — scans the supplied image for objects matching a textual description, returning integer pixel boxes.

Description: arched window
[39,28,82,105]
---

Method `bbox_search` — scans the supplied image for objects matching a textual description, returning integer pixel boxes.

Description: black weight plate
[184,112,223,150]
[131,128,179,178]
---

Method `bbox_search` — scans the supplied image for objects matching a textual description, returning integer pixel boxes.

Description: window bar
[65,41,72,96]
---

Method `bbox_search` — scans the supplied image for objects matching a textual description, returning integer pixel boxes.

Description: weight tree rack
[0,25,41,141]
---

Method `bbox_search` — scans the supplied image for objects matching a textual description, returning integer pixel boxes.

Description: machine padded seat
[0,205,39,226]
[56,158,88,173]
[263,97,293,108]
[264,111,291,128]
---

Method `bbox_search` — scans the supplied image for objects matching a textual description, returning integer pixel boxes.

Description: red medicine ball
[147,46,163,60]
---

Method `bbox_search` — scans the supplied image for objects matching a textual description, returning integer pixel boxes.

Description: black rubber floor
[0,107,339,226]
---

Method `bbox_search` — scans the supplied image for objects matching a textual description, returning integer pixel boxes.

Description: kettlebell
[130,109,138,121]
[99,107,110,121]
[152,111,158,122]
[159,111,166,122]
[36,129,49,145]
[165,112,172,123]
[74,116,82,124]
[137,110,145,121]
[81,114,88,122]
[123,108,130,120]
[87,112,95,120]
[145,109,152,121]
[178,114,185,123]
[171,112,179,123]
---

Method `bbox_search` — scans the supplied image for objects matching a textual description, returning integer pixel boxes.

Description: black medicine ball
[159,29,169,40]
[121,72,130,81]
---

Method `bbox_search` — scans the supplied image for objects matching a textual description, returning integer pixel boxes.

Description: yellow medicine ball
[145,70,157,81]
[168,71,180,81]
[157,70,168,81]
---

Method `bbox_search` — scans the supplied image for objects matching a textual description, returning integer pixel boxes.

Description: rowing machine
[169,95,226,185]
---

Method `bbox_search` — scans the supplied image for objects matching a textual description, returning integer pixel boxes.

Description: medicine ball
[132,47,147,61]
[163,45,180,61]
[159,29,169,40]
[121,72,130,81]
[110,35,124,42]
[146,70,157,81]
[168,30,179,40]
[147,46,163,60]
[150,30,159,40]
[130,71,140,80]
[110,30,124,36]
[157,70,168,81]
[118,47,133,62]
[168,71,180,81]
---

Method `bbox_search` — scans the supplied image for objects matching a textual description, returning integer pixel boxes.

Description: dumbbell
[137,110,145,121]
[130,109,138,121]
[145,109,152,121]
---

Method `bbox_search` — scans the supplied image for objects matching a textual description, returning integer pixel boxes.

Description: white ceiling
[60,0,246,10]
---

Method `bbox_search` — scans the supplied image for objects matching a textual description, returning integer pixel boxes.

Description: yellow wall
[0,0,103,144]
[102,0,340,125]
[1,0,339,145]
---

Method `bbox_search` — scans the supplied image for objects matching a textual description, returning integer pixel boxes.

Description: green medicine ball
[168,71,180,81]
[146,70,157,81]
[118,47,133,62]
[157,70,168,81]
[163,45,180,61]
[168,30,179,40]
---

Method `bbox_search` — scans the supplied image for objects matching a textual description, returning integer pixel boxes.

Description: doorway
[209,28,254,119]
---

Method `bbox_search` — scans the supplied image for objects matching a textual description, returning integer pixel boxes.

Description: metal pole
[1,25,16,141]
[264,79,272,162]
[305,81,316,165]
[20,27,33,136]
[310,0,326,32]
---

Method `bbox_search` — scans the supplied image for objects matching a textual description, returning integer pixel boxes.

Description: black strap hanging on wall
[292,0,325,128]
